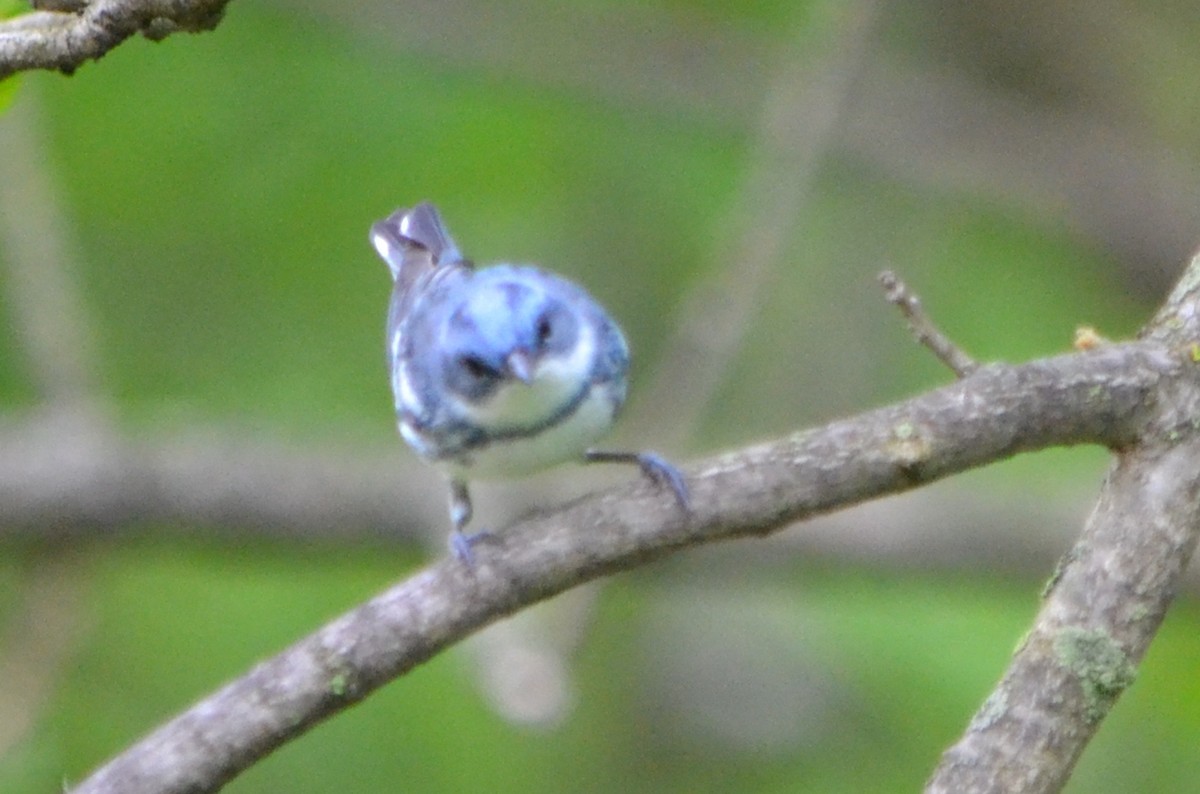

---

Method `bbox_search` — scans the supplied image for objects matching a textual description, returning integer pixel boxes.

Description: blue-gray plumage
[370,202,688,562]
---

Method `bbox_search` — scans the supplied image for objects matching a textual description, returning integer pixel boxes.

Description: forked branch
[71,325,1184,792]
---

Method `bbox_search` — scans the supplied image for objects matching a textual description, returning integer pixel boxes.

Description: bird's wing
[375,203,474,385]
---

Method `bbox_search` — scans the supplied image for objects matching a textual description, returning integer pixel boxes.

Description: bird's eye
[535,314,554,347]
[459,355,493,380]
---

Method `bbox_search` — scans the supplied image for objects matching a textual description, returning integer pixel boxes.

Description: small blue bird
[370,202,688,562]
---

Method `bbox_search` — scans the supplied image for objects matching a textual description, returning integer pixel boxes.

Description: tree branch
[70,341,1176,793]
[926,255,1200,792]
[927,440,1200,792]
[0,0,230,79]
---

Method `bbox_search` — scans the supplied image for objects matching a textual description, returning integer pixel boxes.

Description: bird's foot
[584,449,690,510]
[449,528,496,566]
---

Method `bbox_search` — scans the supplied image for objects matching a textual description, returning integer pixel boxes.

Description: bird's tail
[370,202,465,281]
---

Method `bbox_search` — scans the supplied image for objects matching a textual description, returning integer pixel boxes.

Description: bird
[369,202,688,562]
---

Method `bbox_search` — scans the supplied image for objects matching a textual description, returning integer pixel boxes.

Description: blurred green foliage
[0,1,1192,792]
[0,0,25,19]
[0,75,17,116]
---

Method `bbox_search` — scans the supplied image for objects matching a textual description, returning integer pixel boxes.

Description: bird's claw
[584,448,690,510]
[449,529,495,566]
[634,451,690,510]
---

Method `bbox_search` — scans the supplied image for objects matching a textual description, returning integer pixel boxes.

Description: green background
[1,1,1197,791]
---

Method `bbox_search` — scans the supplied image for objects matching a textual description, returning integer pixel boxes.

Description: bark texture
[926,255,1200,792]
[69,331,1190,793]
[0,0,229,79]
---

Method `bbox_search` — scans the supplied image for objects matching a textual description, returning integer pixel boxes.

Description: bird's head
[438,267,596,430]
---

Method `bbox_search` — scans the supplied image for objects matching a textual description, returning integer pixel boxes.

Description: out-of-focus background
[3,1,1200,791]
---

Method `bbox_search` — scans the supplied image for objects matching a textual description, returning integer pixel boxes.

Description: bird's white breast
[445,318,614,477]
[443,382,617,479]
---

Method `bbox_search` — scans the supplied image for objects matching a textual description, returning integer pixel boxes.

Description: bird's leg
[447,478,493,564]
[583,449,690,509]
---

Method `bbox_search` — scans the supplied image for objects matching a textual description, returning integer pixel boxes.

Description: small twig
[879,270,978,377]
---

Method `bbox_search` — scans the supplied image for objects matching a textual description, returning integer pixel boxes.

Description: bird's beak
[506,350,535,384]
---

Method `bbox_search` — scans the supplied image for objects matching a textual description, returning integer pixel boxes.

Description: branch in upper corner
[879,270,978,377]
[0,0,230,79]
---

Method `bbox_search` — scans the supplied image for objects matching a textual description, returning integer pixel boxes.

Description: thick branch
[927,441,1200,792]
[0,0,230,79]
[926,254,1200,792]
[71,342,1176,794]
